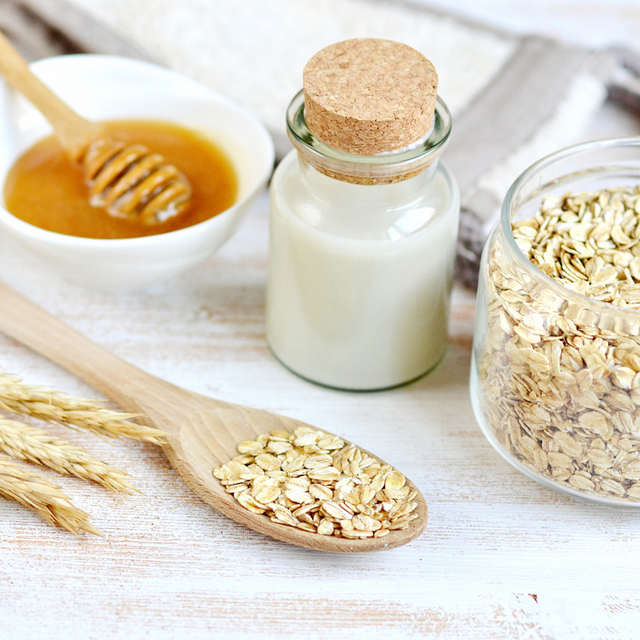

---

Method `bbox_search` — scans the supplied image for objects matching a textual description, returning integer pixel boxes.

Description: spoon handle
[0,280,174,419]
[0,31,103,158]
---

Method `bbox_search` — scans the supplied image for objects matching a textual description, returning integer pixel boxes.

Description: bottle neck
[286,90,452,188]
[296,155,440,210]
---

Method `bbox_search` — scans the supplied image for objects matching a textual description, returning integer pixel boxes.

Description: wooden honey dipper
[0,32,192,225]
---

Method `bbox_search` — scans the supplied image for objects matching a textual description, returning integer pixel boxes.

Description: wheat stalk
[0,454,100,535]
[0,374,165,444]
[0,416,138,493]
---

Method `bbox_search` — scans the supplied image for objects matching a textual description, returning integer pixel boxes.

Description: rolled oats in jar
[471,138,640,505]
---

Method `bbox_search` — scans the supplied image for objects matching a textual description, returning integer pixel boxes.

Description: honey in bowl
[3,119,238,239]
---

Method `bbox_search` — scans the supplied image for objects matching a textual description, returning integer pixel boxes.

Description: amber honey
[3,119,238,239]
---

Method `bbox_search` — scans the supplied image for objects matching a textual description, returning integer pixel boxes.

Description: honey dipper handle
[0,31,104,159]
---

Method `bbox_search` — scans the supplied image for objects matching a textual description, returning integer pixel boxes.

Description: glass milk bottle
[266,38,460,391]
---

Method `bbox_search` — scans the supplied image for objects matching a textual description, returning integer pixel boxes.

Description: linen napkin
[2,0,639,288]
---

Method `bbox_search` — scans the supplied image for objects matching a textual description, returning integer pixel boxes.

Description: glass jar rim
[500,136,640,318]
[286,89,452,180]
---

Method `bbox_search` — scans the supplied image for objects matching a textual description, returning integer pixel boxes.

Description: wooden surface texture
[1,188,639,639]
[3,0,640,635]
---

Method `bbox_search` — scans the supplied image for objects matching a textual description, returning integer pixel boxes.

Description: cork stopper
[303,38,438,156]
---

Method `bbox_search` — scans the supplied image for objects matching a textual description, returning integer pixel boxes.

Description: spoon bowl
[0,280,428,552]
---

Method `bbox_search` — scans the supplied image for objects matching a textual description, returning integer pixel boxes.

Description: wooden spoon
[0,280,428,552]
[0,32,191,225]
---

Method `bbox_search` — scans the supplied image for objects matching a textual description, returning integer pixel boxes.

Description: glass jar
[265,91,459,390]
[471,137,640,506]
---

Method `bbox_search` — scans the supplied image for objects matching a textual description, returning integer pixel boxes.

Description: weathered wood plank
[0,191,639,639]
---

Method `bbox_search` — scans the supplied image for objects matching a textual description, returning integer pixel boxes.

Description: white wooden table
[3,2,640,638]
[1,185,640,639]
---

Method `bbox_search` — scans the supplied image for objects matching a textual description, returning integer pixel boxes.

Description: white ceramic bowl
[0,55,274,291]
